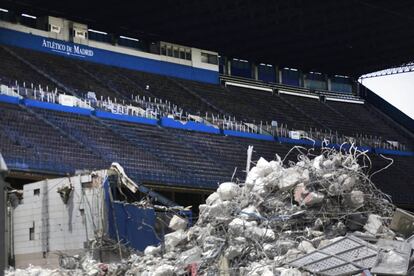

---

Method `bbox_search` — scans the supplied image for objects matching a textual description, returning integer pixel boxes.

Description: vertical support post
[226,59,232,76]
[299,71,305,87]
[353,79,360,96]
[273,65,279,84]
[0,154,9,276]
[246,146,253,180]
[277,66,283,84]
[251,62,258,80]
[327,76,332,91]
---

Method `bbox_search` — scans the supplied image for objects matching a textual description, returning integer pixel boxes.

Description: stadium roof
[3,0,414,77]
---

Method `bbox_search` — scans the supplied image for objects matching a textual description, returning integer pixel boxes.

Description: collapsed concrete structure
[6,145,414,275]
[10,171,107,267]
[7,164,188,269]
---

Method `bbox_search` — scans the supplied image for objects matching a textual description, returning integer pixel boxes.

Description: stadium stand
[30,108,191,185]
[0,46,56,89]
[0,44,412,150]
[4,46,115,98]
[0,28,413,209]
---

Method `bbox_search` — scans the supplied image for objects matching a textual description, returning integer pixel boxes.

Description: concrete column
[353,80,360,96]
[299,71,305,87]
[327,76,332,91]
[277,66,283,84]
[303,73,307,88]
[274,65,280,83]
[226,59,232,76]
[252,63,258,80]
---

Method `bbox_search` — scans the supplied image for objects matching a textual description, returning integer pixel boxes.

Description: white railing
[0,80,409,151]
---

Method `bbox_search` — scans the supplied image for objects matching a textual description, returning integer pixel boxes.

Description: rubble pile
[124,147,398,275]
[7,146,411,275]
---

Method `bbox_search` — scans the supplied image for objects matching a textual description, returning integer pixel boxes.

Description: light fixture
[119,35,139,42]
[88,29,107,35]
[21,13,36,19]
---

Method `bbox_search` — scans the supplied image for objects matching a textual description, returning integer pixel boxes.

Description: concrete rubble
[6,145,414,275]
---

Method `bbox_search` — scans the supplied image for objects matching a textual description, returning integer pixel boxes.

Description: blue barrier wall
[0,94,20,104]
[277,137,322,147]
[160,117,221,134]
[0,27,219,84]
[258,64,276,83]
[95,110,158,125]
[305,73,327,90]
[331,76,352,94]
[282,69,300,86]
[223,130,275,141]
[23,99,92,115]
[231,60,252,79]
[104,178,160,251]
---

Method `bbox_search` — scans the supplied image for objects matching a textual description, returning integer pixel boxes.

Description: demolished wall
[121,146,398,275]
[12,172,106,268]
[8,145,414,275]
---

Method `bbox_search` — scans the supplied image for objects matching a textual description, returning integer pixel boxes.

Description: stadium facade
[0,3,413,270]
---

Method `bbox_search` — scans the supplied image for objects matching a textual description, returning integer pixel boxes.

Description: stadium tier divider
[0,93,412,157]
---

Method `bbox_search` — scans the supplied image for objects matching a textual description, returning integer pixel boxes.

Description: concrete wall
[0,20,219,76]
[12,171,107,268]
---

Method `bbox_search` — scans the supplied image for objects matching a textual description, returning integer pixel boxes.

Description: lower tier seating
[0,103,412,204]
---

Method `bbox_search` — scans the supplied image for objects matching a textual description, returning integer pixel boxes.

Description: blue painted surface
[331,76,352,94]
[95,110,158,125]
[356,145,372,152]
[374,148,414,157]
[23,99,92,115]
[160,117,221,134]
[159,117,185,129]
[0,94,20,104]
[231,60,252,78]
[282,69,300,86]
[258,65,276,83]
[104,178,160,251]
[184,121,221,134]
[223,130,275,141]
[277,137,323,147]
[0,27,219,84]
[325,143,372,152]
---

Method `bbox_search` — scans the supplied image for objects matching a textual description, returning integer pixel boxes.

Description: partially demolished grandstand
[6,145,414,275]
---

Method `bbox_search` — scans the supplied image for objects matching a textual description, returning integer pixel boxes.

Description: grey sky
[360,72,414,119]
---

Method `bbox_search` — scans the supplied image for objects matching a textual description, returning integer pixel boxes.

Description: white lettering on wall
[41,39,94,57]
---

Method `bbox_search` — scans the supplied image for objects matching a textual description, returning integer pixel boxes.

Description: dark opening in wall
[29,222,35,240]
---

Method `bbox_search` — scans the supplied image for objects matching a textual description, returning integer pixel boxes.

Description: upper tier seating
[117,68,217,115]
[76,61,154,99]
[177,79,412,146]
[6,46,115,98]
[0,46,56,89]
[0,44,412,148]
[326,101,410,143]
[5,45,216,115]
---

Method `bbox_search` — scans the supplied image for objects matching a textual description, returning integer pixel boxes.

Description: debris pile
[7,146,414,275]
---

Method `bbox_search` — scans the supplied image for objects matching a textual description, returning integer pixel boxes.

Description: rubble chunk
[364,214,383,235]
[169,215,188,231]
[217,182,240,201]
